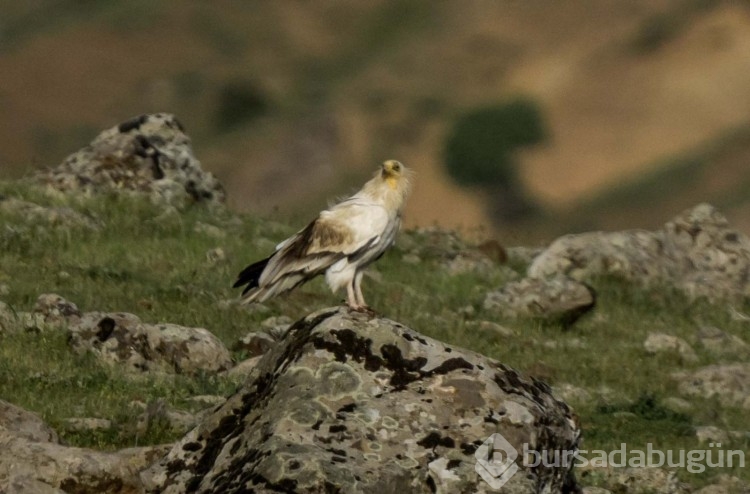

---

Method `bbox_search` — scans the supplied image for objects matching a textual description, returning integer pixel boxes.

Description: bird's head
[380,160,410,189]
[360,159,412,210]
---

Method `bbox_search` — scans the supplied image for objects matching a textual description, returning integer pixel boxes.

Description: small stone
[0,302,16,333]
[33,294,81,326]
[402,253,421,264]
[260,315,292,330]
[62,418,112,432]
[582,488,613,494]
[662,397,693,413]
[474,320,516,337]
[553,383,592,404]
[696,326,748,356]
[0,283,9,297]
[694,425,729,444]
[194,222,226,239]
[644,332,698,362]
[224,355,263,378]
[233,331,276,357]
[186,395,227,409]
[205,247,227,264]
[672,363,750,407]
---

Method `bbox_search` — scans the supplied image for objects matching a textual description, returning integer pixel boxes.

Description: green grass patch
[0,181,747,486]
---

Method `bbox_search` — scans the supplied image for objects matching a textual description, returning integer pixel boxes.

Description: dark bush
[214,80,269,132]
[444,98,546,188]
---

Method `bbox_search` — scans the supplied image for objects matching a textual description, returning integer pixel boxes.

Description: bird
[233,160,412,311]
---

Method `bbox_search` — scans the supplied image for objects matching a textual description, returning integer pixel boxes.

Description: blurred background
[2,0,750,242]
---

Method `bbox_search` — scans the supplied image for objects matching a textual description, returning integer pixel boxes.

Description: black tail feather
[233,257,271,295]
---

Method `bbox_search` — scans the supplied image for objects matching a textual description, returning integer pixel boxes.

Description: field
[0,182,748,490]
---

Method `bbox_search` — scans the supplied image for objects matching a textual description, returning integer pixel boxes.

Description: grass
[0,181,748,488]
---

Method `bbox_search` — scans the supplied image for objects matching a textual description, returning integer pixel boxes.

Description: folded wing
[235,199,390,302]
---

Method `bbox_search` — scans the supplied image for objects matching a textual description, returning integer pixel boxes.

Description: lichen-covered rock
[68,311,232,374]
[484,276,595,326]
[33,113,225,208]
[0,301,15,333]
[672,363,750,408]
[0,428,169,494]
[528,204,750,301]
[643,332,698,363]
[141,308,580,493]
[399,227,506,275]
[696,326,749,358]
[0,196,99,229]
[0,399,60,443]
[33,293,82,326]
[233,330,277,358]
[580,466,689,494]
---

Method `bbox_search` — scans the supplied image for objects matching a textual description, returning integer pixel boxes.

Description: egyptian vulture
[234,160,412,311]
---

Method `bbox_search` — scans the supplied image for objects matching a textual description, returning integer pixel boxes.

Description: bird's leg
[354,271,367,308]
[352,272,376,315]
[346,279,360,310]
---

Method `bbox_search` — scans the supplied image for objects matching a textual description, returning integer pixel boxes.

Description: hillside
[0,135,749,490]
[3,1,750,236]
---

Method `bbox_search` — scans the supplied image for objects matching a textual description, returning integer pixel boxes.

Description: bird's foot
[346,304,377,316]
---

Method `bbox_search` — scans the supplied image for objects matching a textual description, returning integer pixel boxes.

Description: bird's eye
[392,162,400,171]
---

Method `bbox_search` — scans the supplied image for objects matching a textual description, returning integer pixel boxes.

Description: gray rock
[33,293,82,326]
[68,311,232,374]
[186,395,227,409]
[0,301,15,333]
[484,276,595,326]
[223,355,263,379]
[233,331,277,357]
[136,399,200,436]
[0,399,59,443]
[694,425,729,444]
[582,466,689,494]
[194,221,226,238]
[643,332,698,363]
[33,113,225,208]
[472,320,517,337]
[696,326,749,357]
[264,315,295,340]
[672,363,750,407]
[581,488,612,494]
[553,383,592,404]
[0,428,169,494]
[529,203,750,301]
[506,246,545,267]
[0,476,67,494]
[62,418,113,433]
[0,196,98,230]
[400,227,505,275]
[662,397,694,413]
[205,247,227,264]
[694,475,750,494]
[141,308,580,493]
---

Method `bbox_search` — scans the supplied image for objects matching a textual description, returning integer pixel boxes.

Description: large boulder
[142,308,580,493]
[528,204,750,301]
[0,428,169,494]
[0,397,168,493]
[0,399,60,444]
[484,276,595,326]
[68,311,233,374]
[33,113,225,208]
[671,363,750,408]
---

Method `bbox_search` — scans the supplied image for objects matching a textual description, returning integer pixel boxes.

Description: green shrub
[444,98,546,188]
[214,80,269,132]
